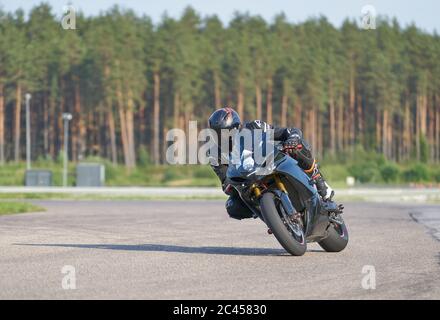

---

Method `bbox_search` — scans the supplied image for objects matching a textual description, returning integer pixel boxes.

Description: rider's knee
[225,196,253,220]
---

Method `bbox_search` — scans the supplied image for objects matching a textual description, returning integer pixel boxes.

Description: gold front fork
[252,184,261,198]
[274,175,287,193]
[252,174,287,198]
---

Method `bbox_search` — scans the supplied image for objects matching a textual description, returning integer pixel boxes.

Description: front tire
[260,192,307,256]
[318,220,349,252]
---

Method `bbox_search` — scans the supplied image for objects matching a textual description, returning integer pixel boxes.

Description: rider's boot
[310,164,345,215]
[310,164,334,201]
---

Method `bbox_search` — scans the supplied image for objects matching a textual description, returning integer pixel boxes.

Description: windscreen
[229,128,276,176]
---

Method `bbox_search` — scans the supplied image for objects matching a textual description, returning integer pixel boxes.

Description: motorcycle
[224,133,349,256]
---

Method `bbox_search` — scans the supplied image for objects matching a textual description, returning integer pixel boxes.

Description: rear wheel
[260,192,307,256]
[318,219,349,252]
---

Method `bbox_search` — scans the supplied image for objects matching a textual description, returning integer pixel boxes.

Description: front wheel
[318,219,349,252]
[260,192,307,256]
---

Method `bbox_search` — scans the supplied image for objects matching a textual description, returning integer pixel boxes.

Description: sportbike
[224,135,348,256]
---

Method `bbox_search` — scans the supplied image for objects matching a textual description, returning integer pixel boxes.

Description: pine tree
[0,4,439,166]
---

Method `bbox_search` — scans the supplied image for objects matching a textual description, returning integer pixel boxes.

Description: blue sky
[0,0,438,32]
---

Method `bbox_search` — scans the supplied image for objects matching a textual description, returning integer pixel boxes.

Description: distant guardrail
[0,187,439,202]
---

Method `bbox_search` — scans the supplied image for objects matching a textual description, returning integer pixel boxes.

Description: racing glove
[283,133,302,152]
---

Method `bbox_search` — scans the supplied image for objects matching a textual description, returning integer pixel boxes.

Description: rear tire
[260,192,307,256]
[318,220,349,252]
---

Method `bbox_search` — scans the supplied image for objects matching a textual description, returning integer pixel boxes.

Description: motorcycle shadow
[15,243,307,256]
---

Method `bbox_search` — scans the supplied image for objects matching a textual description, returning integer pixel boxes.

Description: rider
[208,107,334,220]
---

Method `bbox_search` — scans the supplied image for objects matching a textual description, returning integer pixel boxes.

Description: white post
[62,113,72,187]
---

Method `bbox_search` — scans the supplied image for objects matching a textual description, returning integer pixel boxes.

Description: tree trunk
[376,108,381,153]
[349,68,355,150]
[397,112,403,162]
[416,94,424,161]
[138,99,146,148]
[344,105,350,151]
[388,113,393,160]
[435,94,440,163]
[280,94,288,128]
[255,84,262,120]
[48,79,58,159]
[71,110,78,161]
[428,95,435,162]
[43,93,49,157]
[420,94,427,136]
[0,83,4,164]
[337,94,344,151]
[86,111,94,155]
[237,77,244,119]
[184,101,193,129]
[74,79,86,161]
[382,109,389,159]
[328,84,336,155]
[116,83,130,168]
[317,111,322,159]
[266,77,273,124]
[162,126,168,166]
[309,107,316,151]
[103,65,116,164]
[14,84,22,162]
[126,98,136,167]
[58,79,65,158]
[357,93,363,146]
[173,91,180,129]
[153,72,160,165]
[107,106,117,165]
[403,98,411,161]
[126,108,136,167]
[97,109,103,157]
[294,96,302,129]
[214,71,221,107]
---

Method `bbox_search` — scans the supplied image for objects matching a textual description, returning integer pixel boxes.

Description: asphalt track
[0,200,439,299]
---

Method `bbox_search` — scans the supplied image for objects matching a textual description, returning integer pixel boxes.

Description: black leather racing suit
[210,120,323,220]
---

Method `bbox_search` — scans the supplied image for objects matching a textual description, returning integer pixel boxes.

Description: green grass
[0,158,222,187]
[0,193,227,201]
[0,202,46,216]
[0,156,439,187]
